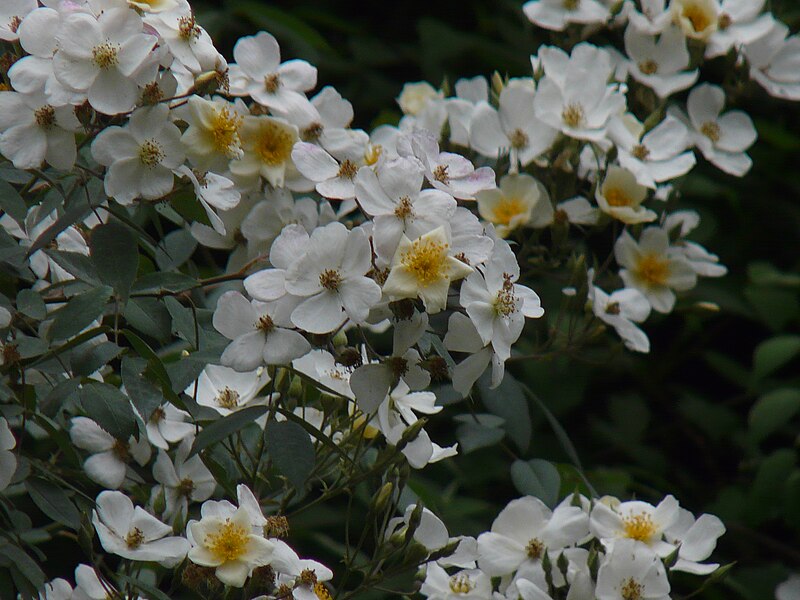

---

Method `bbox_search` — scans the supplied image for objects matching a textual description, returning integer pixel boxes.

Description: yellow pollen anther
[622,512,657,541]
[34,105,56,129]
[433,164,450,184]
[509,129,529,149]
[178,14,201,41]
[139,139,165,167]
[700,121,721,143]
[604,187,632,207]
[632,144,650,160]
[526,537,544,559]
[216,387,240,409]
[314,582,332,600]
[638,59,659,75]
[364,144,382,166]
[264,73,281,93]
[562,103,585,128]
[255,121,294,166]
[125,527,145,549]
[449,574,475,594]
[401,238,449,286]
[394,196,414,219]
[635,254,670,287]
[319,269,343,291]
[718,13,732,29]
[621,577,644,600]
[494,274,518,317]
[92,42,120,69]
[210,107,243,157]
[205,518,249,562]
[338,159,358,180]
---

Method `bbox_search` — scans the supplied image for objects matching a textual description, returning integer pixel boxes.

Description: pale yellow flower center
[205,519,249,563]
[364,144,383,166]
[679,2,715,34]
[338,159,358,180]
[178,14,200,41]
[255,121,294,166]
[264,73,281,93]
[491,196,527,226]
[638,60,659,75]
[622,512,657,541]
[400,238,449,286]
[632,144,650,161]
[635,254,670,287]
[433,164,450,184]
[604,187,632,207]
[509,129,529,149]
[319,269,343,291]
[394,196,414,219]
[448,574,475,594]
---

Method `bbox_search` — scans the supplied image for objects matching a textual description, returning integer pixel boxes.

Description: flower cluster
[0,0,796,597]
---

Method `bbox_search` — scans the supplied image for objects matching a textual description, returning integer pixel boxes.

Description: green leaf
[79,382,138,440]
[131,271,197,295]
[266,420,316,489]
[190,406,266,457]
[0,179,27,224]
[0,543,45,593]
[164,296,198,348]
[510,459,561,508]
[115,574,172,600]
[123,297,172,341]
[753,335,800,380]
[48,285,111,341]
[26,196,97,257]
[749,389,800,442]
[16,289,46,320]
[90,222,139,300]
[45,250,99,285]
[25,478,81,530]
[154,229,196,270]
[478,371,531,453]
[70,341,123,377]
[747,449,796,525]
[121,356,164,422]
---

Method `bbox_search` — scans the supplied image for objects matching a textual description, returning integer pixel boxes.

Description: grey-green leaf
[48,286,111,341]
[26,478,81,530]
[266,420,315,489]
[190,406,266,457]
[91,222,139,300]
[79,382,138,440]
[510,459,561,508]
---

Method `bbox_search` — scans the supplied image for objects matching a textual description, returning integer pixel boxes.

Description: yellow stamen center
[319,269,343,291]
[400,238,449,286]
[562,103,585,128]
[604,187,632,207]
[700,121,721,143]
[394,196,414,219]
[433,164,450,184]
[255,121,295,166]
[621,577,644,600]
[256,314,275,332]
[34,105,56,129]
[338,159,358,180]
[622,512,657,541]
[177,478,195,498]
[92,43,120,69]
[638,60,658,75]
[301,122,324,142]
[205,519,249,563]
[632,144,650,160]
[635,254,670,287]
[125,528,145,549]
[364,144,383,166]
[509,129,529,149]
[680,3,714,33]
[491,196,527,227]
[449,574,475,594]
[264,73,281,93]
[526,537,544,559]
[210,106,243,158]
[216,388,240,409]
[139,139,165,167]
[178,14,200,41]
[315,582,332,600]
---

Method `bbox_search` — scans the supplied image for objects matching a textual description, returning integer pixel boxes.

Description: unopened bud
[288,376,303,398]
[371,482,394,513]
[491,71,504,97]
[332,329,348,348]
[193,70,221,96]
[152,487,166,515]
[396,418,427,452]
